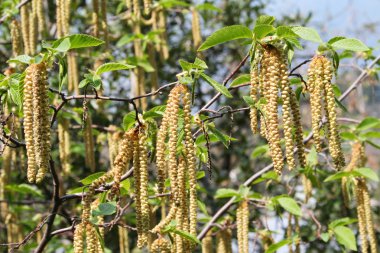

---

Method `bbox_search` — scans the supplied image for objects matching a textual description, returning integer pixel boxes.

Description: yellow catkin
[58,118,71,174]
[10,20,23,57]
[29,2,38,55]
[109,129,136,197]
[143,0,152,14]
[202,231,213,253]
[361,182,377,253]
[258,230,273,251]
[261,46,283,174]
[62,0,71,36]
[321,57,345,169]
[287,214,294,253]
[158,9,169,61]
[307,57,324,152]
[294,216,300,253]
[84,115,96,172]
[118,226,130,253]
[138,128,150,248]
[86,223,99,253]
[67,53,79,94]
[355,180,369,253]
[174,159,187,252]
[93,0,100,37]
[191,8,202,50]
[249,64,259,134]
[20,4,30,55]
[156,102,170,194]
[148,43,159,91]
[100,0,108,46]
[36,0,45,34]
[236,200,249,253]
[73,222,85,253]
[151,237,171,253]
[216,229,232,253]
[23,63,51,183]
[279,55,296,171]
[56,0,63,38]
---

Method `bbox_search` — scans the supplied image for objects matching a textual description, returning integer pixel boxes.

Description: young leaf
[7,55,33,64]
[291,26,323,43]
[80,172,106,185]
[198,25,252,51]
[200,73,233,98]
[95,62,135,75]
[123,112,137,130]
[53,34,104,49]
[354,167,379,182]
[324,171,351,182]
[251,145,269,158]
[277,197,302,216]
[54,38,71,52]
[333,226,357,251]
[172,229,201,244]
[92,202,117,216]
[331,38,369,52]
[215,188,240,199]
[256,15,275,25]
[253,24,275,39]
[230,74,250,87]
[265,238,292,253]
[356,117,380,131]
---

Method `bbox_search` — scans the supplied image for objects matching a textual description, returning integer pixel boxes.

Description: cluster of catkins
[342,142,377,253]
[307,56,345,169]
[151,84,197,252]
[249,45,306,175]
[201,221,233,253]
[23,62,51,183]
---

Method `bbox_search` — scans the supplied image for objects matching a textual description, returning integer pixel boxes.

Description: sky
[265,0,380,48]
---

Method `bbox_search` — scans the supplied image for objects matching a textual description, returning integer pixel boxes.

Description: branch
[0,0,32,24]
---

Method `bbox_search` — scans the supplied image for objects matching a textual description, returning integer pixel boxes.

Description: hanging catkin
[249,63,259,134]
[118,226,130,253]
[191,7,202,50]
[216,228,232,253]
[236,200,249,253]
[84,115,96,172]
[93,0,100,37]
[10,20,23,57]
[36,0,46,34]
[58,118,71,174]
[20,4,31,55]
[261,46,283,174]
[23,63,51,183]
[100,0,108,46]
[202,231,213,253]
[29,1,38,55]
[151,237,171,252]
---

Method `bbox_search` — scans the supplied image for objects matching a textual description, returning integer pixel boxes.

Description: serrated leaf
[209,126,229,148]
[198,25,252,51]
[194,57,208,69]
[256,15,275,25]
[123,112,136,130]
[7,55,32,64]
[265,238,292,253]
[243,96,255,106]
[215,188,240,199]
[55,38,71,52]
[251,145,269,158]
[320,233,330,242]
[253,24,275,39]
[172,229,201,244]
[324,171,351,182]
[340,132,357,141]
[200,73,233,98]
[354,167,379,182]
[356,117,380,131]
[95,62,135,75]
[277,197,302,216]
[331,38,369,52]
[291,26,323,43]
[276,26,298,38]
[53,34,104,49]
[360,131,380,139]
[80,172,106,185]
[143,105,166,119]
[230,74,250,87]
[333,226,357,251]
[92,202,117,216]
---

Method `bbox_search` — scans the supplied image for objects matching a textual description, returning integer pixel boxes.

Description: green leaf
[198,25,252,51]
[291,26,323,43]
[209,126,229,148]
[366,140,380,150]
[122,112,137,130]
[340,132,357,141]
[327,36,346,45]
[53,34,104,49]
[324,171,351,182]
[230,74,250,87]
[256,15,275,25]
[5,184,43,197]
[55,38,71,52]
[179,59,193,72]
[320,233,330,242]
[7,55,33,64]
[251,145,269,158]
[200,73,233,98]
[253,24,275,39]
[243,96,255,106]
[172,229,201,244]
[360,131,380,139]
[306,147,318,166]
[333,226,357,251]
[329,217,357,228]
[277,197,302,216]
[331,38,369,52]
[354,167,379,182]
[95,62,135,75]
[276,26,298,39]
[80,172,106,185]
[265,238,292,253]
[92,202,117,216]
[215,188,239,199]
[197,200,209,216]
[143,105,166,119]
[194,57,208,69]
[195,3,222,12]
[356,117,380,131]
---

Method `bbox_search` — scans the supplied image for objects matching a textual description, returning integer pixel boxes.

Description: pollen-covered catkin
[216,228,232,253]
[143,0,152,15]
[58,119,71,174]
[93,0,100,37]
[249,64,259,134]
[100,0,108,46]
[279,56,295,170]
[20,4,30,55]
[156,103,170,194]
[360,181,377,253]
[23,63,51,183]
[202,231,213,253]
[307,57,324,152]
[236,200,249,253]
[261,46,283,174]
[355,180,369,253]
[29,2,38,55]
[151,237,171,253]
[36,0,45,34]
[321,57,345,169]
[175,159,187,252]
[118,226,130,253]
[10,20,23,57]
[191,8,202,49]
[84,115,96,172]
[73,222,85,253]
